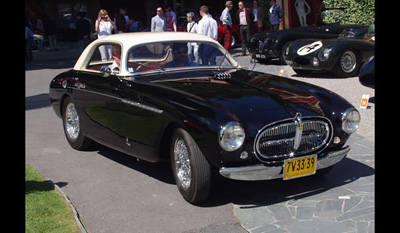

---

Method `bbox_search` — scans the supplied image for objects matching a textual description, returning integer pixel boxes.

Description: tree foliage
[322,0,375,25]
[247,0,374,28]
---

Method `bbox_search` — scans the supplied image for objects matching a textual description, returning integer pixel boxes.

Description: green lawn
[25,164,81,233]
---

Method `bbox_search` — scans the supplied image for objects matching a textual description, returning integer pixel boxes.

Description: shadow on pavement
[205,156,374,207]
[92,142,374,207]
[96,145,175,185]
[26,93,51,111]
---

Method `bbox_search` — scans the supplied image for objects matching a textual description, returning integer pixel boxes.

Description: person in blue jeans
[269,0,284,31]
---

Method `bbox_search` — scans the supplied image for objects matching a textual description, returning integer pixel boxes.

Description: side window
[86,43,121,72]
[127,43,172,72]
[126,42,234,73]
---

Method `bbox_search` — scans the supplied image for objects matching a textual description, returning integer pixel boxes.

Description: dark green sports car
[284,27,374,77]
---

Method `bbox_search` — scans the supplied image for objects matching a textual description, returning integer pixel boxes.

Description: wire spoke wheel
[170,128,211,204]
[62,97,93,150]
[65,102,80,140]
[340,50,357,73]
[173,137,192,190]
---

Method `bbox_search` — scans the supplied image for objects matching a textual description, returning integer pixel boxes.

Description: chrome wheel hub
[340,51,356,73]
[65,102,80,140]
[174,138,191,190]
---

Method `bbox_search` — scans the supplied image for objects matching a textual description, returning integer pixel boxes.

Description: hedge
[322,0,375,25]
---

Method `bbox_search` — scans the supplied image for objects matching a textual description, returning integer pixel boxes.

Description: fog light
[333,136,341,144]
[240,151,248,159]
[312,57,319,66]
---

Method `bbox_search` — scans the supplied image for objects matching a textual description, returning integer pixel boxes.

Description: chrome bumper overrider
[219,146,350,181]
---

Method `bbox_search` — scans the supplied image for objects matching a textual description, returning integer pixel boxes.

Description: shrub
[322,0,375,25]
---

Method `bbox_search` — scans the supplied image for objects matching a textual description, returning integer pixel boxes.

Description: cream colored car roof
[73,32,239,76]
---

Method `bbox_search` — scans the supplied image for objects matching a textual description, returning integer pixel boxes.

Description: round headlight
[318,47,332,61]
[341,108,360,134]
[219,122,245,152]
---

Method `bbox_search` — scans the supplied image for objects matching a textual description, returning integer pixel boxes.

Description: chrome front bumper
[219,146,350,181]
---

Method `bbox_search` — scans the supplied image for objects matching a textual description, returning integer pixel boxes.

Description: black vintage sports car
[49,32,360,204]
[248,24,368,65]
[247,7,368,65]
[284,27,375,77]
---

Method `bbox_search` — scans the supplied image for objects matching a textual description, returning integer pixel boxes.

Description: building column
[276,0,290,30]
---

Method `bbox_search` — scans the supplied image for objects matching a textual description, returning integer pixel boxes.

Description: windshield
[319,9,345,25]
[338,28,368,39]
[126,41,235,73]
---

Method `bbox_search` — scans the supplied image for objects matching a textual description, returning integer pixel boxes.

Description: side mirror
[100,66,111,77]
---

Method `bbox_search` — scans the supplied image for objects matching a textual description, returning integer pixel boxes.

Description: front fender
[49,70,77,118]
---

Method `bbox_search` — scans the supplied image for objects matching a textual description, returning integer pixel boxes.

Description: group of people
[150,1,284,57]
[26,1,285,64]
[151,4,218,65]
[151,6,178,32]
[220,0,284,55]
[25,15,59,63]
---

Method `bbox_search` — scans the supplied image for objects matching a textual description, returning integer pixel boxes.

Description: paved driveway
[233,53,374,233]
[26,44,374,233]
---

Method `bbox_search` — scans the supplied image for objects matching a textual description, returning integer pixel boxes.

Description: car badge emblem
[214,72,231,80]
[293,112,303,151]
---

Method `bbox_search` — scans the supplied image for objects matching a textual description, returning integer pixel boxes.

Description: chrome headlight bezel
[219,122,246,152]
[318,47,332,61]
[341,108,361,134]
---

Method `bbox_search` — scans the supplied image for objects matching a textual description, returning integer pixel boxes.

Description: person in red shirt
[220,1,233,52]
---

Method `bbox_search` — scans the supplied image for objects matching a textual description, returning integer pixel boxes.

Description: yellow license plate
[283,155,317,180]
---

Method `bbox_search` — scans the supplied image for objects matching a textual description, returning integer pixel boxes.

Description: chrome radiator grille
[255,117,332,160]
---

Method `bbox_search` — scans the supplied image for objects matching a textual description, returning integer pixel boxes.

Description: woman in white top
[95,9,116,61]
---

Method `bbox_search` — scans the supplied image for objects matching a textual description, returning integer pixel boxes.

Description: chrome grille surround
[254,116,333,162]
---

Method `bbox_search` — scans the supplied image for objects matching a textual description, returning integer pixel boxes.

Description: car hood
[152,69,328,118]
[144,68,353,137]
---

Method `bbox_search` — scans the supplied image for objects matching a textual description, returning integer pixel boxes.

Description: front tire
[62,97,93,150]
[334,49,360,77]
[279,42,291,65]
[170,128,211,204]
